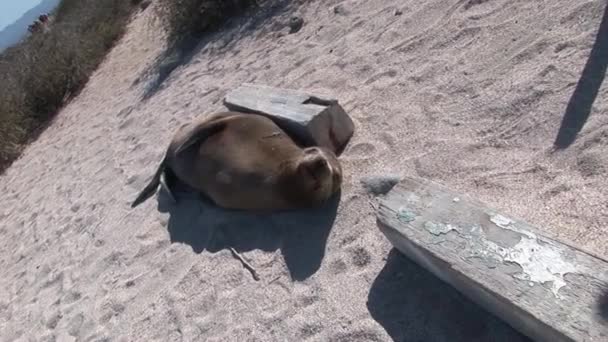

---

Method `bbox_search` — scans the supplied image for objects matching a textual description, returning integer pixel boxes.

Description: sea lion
[130,111,343,210]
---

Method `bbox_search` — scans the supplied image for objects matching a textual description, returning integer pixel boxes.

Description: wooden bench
[224,83,354,155]
[377,176,608,342]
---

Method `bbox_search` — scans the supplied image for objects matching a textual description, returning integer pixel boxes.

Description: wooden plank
[223,83,354,155]
[376,176,608,342]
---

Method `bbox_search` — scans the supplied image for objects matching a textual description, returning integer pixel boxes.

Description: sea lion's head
[290,146,342,205]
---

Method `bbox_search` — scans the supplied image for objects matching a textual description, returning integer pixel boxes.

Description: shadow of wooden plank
[368,248,532,342]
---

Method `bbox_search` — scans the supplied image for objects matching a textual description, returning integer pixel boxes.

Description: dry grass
[0,0,261,173]
[154,0,259,49]
[0,0,138,172]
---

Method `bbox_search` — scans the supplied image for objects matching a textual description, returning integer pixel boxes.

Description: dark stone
[289,16,304,34]
[361,175,401,196]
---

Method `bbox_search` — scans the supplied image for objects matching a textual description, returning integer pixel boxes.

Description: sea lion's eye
[304,147,319,155]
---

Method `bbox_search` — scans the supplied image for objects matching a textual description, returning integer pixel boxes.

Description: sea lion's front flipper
[174,119,230,155]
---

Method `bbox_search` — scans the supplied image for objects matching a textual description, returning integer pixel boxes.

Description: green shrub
[0,0,137,172]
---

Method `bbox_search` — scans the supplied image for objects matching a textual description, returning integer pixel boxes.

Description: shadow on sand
[156,184,340,282]
[554,2,608,149]
[138,0,297,100]
[599,286,608,322]
[367,249,532,342]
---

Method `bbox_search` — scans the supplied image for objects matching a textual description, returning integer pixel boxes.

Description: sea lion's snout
[298,147,342,197]
[303,157,329,189]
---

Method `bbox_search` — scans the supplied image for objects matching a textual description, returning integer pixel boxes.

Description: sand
[1,0,607,340]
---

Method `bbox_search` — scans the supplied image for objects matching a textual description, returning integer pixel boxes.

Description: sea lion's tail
[131,155,167,208]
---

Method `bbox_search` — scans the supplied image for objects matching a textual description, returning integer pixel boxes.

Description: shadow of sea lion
[157,183,340,281]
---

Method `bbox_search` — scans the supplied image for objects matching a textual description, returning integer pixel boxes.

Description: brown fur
[131,111,342,210]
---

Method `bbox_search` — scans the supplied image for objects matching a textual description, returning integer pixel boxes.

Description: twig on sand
[229,247,260,281]
[368,198,378,211]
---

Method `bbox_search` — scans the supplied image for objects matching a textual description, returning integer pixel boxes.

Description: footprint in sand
[67,312,86,336]
[98,301,126,326]
[62,290,82,305]
[340,234,358,247]
[464,0,491,11]
[118,117,134,130]
[350,247,372,268]
[577,152,606,178]
[343,142,377,160]
[44,310,62,329]
[329,258,348,274]
[116,106,134,118]
[39,334,57,342]
[299,322,324,339]
[296,294,320,309]
[364,69,397,85]
[379,132,397,150]
[329,330,384,342]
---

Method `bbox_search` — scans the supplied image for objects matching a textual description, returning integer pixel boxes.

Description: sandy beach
[1,0,607,340]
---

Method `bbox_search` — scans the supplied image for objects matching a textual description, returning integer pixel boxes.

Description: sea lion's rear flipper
[160,167,177,203]
[174,119,230,155]
[131,155,168,208]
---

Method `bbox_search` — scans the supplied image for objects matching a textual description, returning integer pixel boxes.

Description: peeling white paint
[470,225,482,235]
[490,214,513,229]
[479,218,578,299]
[490,214,536,239]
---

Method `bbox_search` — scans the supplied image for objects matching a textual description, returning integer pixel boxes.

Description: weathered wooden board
[223,83,354,155]
[376,176,608,342]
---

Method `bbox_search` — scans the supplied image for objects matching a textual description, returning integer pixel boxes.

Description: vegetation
[0,0,259,173]
[154,0,259,49]
[0,0,137,172]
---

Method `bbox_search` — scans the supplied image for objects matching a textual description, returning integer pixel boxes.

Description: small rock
[288,16,304,34]
[394,9,403,16]
[333,5,347,15]
[361,175,401,196]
